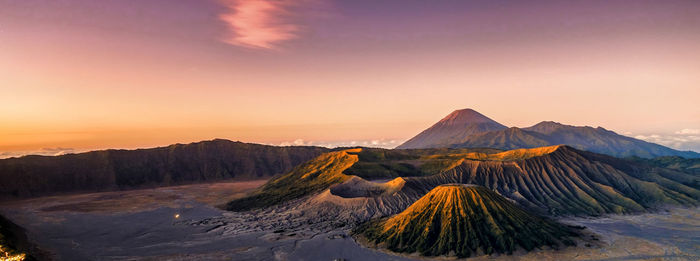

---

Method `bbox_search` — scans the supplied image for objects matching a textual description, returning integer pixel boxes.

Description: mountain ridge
[228,145,699,217]
[0,139,330,200]
[398,109,699,158]
[397,109,507,149]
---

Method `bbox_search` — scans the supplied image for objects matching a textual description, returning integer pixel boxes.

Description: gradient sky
[1,0,699,157]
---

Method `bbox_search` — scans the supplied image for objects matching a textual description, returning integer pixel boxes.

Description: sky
[1,0,699,158]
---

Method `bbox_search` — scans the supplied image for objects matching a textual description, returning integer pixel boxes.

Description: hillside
[399,146,698,216]
[397,109,507,149]
[225,147,505,211]
[357,184,579,258]
[398,109,700,158]
[225,148,360,211]
[0,139,329,199]
[451,127,551,150]
[228,146,698,217]
[629,156,700,175]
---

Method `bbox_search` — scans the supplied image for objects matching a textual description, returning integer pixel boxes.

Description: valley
[0,180,697,260]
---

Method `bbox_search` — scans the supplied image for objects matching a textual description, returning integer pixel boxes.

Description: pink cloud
[218,0,303,49]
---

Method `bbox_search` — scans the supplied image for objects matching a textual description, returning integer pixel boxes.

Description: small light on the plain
[174,214,180,219]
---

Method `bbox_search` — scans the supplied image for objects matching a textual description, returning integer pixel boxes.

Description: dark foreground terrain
[0,180,697,261]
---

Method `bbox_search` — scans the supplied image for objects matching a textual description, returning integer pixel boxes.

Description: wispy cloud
[218,0,305,49]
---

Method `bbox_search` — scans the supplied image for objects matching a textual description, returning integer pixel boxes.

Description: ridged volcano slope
[358,184,578,258]
[226,147,504,211]
[228,146,698,216]
[225,148,360,211]
[401,146,699,216]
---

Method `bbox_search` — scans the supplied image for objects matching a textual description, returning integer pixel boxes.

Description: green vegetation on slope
[226,147,507,211]
[226,145,698,215]
[628,156,700,176]
[225,149,360,211]
[357,184,578,258]
[414,146,699,216]
[343,147,503,179]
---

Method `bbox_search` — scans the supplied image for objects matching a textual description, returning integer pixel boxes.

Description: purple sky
[1,0,699,156]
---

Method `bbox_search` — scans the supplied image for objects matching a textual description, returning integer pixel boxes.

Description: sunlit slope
[226,145,698,215]
[397,109,507,149]
[225,147,505,211]
[358,184,578,258]
[407,146,699,215]
[225,148,360,211]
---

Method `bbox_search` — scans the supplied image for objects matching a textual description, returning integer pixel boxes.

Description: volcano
[358,184,579,258]
[398,109,699,158]
[396,109,507,149]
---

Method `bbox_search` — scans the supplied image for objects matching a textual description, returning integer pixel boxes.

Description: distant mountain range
[0,139,329,199]
[397,109,700,158]
[398,109,507,149]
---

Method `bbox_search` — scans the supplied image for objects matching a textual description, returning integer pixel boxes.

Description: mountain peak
[533,120,564,127]
[438,108,500,125]
[397,109,507,149]
[360,184,579,257]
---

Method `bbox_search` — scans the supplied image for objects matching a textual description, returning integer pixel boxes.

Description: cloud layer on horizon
[276,138,403,149]
[218,0,304,49]
[0,147,79,159]
[634,128,700,152]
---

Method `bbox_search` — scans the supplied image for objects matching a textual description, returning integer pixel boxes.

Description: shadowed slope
[452,124,700,158]
[399,109,699,158]
[226,146,698,216]
[397,109,507,149]
[452,127,550,150]
[358,184,578,258]
[225,147,507,212]
[0,139,329,200]
[306,146,698,221]
[629,156,700,175]
[225,148,360,211]
[524,121,700,158]
[402,146,698,216]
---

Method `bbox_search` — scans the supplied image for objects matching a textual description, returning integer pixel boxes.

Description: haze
[1,0,699,157]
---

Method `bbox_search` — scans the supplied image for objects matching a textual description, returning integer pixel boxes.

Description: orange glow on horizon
[1,0,699,155]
